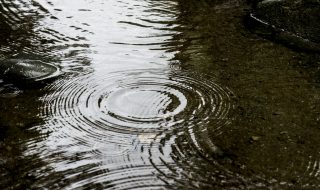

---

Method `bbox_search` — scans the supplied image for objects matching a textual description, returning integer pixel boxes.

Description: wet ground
[0,0,319,189]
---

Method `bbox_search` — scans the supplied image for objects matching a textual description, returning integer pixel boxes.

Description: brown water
[0,0,319,189]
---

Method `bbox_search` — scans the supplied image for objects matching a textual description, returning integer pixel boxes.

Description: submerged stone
[247,0,320,52]
[250,136,260,141]
[0,59,60,83]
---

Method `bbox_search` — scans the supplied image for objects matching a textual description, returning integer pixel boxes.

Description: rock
[251,136,260,141]
[280,131,288,135]
[16,122,25,127]
[0,59,60,83]
[246,0,320,52]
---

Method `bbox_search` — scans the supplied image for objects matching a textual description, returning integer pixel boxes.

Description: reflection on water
[0,0,319,189]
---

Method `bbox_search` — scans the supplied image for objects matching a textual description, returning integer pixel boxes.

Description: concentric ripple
[38,68,234,188]
[43,69,233,135]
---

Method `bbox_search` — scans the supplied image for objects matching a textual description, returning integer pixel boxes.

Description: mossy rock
[247,0,320,52]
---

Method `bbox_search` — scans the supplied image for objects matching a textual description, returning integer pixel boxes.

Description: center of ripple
[101,85,187,122]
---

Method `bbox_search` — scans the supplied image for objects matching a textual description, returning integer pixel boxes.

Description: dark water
[0,0,319,189]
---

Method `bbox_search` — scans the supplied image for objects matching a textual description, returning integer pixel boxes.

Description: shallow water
[0,0,319,189]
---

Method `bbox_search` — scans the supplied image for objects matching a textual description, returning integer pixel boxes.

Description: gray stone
[0,59,60,82]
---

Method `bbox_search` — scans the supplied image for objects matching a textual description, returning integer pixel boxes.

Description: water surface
[0,0,319,189]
